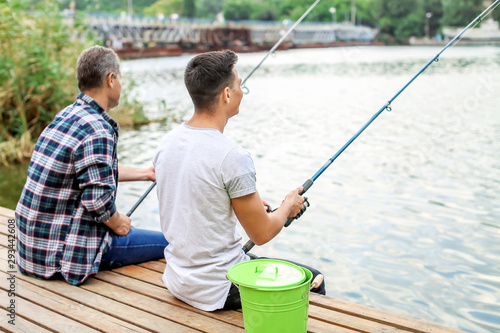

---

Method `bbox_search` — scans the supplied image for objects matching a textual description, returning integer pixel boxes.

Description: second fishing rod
[242,0,500,253]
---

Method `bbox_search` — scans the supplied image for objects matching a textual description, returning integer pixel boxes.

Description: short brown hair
[184,50,238,111]
[77,45,120,92]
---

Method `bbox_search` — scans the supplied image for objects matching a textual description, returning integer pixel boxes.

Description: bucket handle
[302,274,324,299]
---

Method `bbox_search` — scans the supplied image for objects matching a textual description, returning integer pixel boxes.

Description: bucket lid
[227,259,306,289]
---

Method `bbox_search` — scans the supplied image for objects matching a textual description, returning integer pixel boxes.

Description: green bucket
[227,259,313,333]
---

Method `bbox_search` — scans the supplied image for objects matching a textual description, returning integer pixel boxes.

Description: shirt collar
[77,93,120,134]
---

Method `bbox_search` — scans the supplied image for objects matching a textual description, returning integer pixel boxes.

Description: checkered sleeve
[74,129,117,223]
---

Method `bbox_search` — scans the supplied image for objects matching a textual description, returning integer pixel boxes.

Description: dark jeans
[223,253,326,310]
[100,226,168,270]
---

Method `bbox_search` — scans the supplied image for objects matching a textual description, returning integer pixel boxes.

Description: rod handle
[242,239,255,253]
[285,178,313,227]
[311,274,324,290]
[285,197,309,227]
[300,178,314,195]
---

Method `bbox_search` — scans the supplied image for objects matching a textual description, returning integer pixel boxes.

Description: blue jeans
[100,226,168,270]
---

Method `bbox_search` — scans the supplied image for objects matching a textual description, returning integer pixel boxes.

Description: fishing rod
[126,181,157,217]
[125,0,323,218]
[241,0,321,90]
[242,0,500,253]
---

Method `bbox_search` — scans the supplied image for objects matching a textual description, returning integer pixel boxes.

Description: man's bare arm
[118,165,155,182]
[231,187,304,246]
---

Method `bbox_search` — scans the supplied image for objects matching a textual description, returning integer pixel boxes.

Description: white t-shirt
[153,124,256,311]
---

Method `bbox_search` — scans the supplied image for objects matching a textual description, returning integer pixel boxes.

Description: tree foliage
[0,0,88,164]
[28,0,500,46]
[0,0,149,166]
[184,0,196,17]
[223,0,259,20]
[440,0,484,27]
[144,0,183,16]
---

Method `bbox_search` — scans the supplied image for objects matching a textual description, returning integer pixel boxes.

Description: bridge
[86,16,379,58]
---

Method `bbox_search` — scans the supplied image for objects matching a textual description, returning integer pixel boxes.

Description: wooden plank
[0,270,149,333]
[80,276,244,333]
[0,294,99,332]
[309,303,409,333]
[101,268,396,333]
[96,270,246,327]
[0,215,16,246]
[0,233,11,248]
[98,270,353,333]
[136,260,165,273]
[0,262,198,333]
[0,206,14,219]
[113,264,165,287]
[307,318,358,333]
[310,294,464,333]
[0,308,52,333]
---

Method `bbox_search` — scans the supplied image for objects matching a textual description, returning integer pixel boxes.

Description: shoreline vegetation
[0,0,165,167]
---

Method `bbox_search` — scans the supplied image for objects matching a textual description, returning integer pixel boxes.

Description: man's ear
[223,86,231,103]
[106,73,114,88]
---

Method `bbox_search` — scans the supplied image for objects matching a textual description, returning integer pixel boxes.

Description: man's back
[16,93,118,285]
[154,124,256,311]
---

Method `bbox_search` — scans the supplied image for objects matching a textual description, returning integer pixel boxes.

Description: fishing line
[241,0,322,92]
[126,0,322,218]
[242,0,500,253]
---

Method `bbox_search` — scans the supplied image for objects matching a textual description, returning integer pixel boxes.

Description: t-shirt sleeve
[221,146,257,199]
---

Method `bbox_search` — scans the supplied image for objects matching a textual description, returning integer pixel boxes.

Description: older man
[15,46,168,285]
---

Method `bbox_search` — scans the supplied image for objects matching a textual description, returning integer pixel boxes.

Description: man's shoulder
[55,102,115,139]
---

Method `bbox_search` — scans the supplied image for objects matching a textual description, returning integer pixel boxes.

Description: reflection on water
[4,46,500,332]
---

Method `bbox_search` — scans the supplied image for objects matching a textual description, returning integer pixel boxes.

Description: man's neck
[83,90,109,112]
[186,109,228,133]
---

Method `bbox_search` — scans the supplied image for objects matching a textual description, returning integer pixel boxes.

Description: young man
[154,50,325,311]
[15,46,168,286]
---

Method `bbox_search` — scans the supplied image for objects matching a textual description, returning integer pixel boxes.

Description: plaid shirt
[15,93,119,285]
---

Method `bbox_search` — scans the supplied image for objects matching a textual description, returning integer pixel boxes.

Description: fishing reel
[265,197,310,227]
[285,197,309,227]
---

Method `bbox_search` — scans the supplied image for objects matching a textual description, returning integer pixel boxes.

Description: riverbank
[90,16,381,60]
[115,40,386,59]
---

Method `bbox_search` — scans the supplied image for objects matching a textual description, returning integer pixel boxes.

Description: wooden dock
[0,206,463,333]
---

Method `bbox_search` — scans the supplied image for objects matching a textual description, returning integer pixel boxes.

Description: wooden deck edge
[109,264,418,333]
[0,206,465,333]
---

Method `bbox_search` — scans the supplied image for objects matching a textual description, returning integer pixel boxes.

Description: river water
[2,46,499,331]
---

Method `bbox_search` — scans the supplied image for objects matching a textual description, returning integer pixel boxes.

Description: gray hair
[76,45,120,92]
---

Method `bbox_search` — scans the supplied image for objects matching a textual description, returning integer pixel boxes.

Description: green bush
[0,0,90,165]
[0,0,152,166]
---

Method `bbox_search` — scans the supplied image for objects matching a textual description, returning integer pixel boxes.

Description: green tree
[223,0,258,20]
[422,0,443,36]
[184,0,196,18]
[373,0,425,42]
[144,0,183,16]
[441,0,484,27]
[193,0,226,19]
